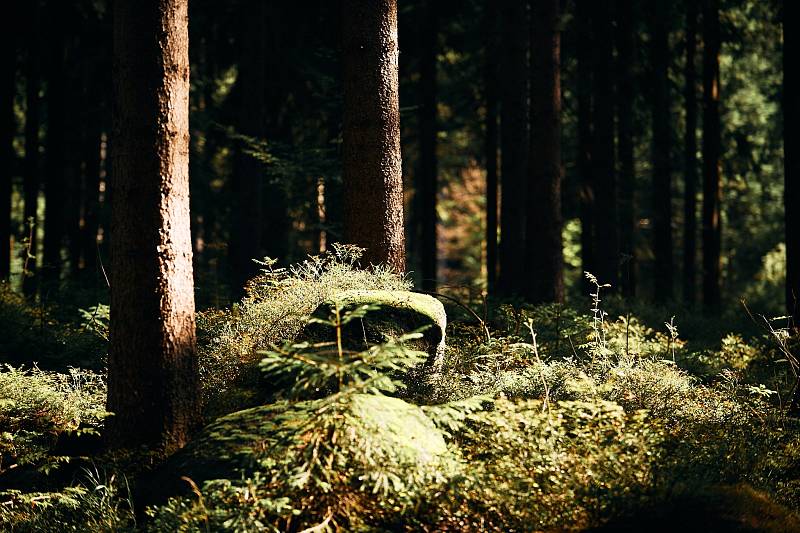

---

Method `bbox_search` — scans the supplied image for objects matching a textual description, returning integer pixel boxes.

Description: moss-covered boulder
[301,289,447,370]
[136,394,451,509]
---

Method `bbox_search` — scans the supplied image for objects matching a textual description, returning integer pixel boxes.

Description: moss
[305,289,447,369]
[138,393,450,509]
[349,394,447,461]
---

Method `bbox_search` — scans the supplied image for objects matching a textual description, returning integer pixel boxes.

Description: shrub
[0,365,106,475]
[148,303,460,531]
[197,244,409,411]
[0,469,135,532]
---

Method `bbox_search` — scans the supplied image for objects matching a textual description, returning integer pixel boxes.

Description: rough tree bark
[684,0,699,305]
[591,0,618,288]
[484,0,499,295]
[497,0,529,297]
[616,0,636,297]
[702,0,722,312]
[419,0,438,290]
[576,0,594,294]
[526,0,563,303]
[651,0,673,301]
[22,0,41,296]
[107,0,200,454]
[342,0,405,272]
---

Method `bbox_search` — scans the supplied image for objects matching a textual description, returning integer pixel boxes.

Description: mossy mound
[136,393,450,509]
[301,289,447,370]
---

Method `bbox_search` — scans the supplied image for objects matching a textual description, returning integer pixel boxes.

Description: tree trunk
[342,0,405,272]
[231,0,267,294]
[419,0,438,290]
[0,16,15,281]
[80,102,103,279]
[22,0,41,296]
[616,0,636,297]
[484,0,499,295]
[260,4,290,268]
[785,0,799,326]
[684,0,699,305]
[42,3,68,291]
[576,0,594,294]
[702,0,722,312]
[591,0,618,288]
[497,0,529,297]
[651,0,673,301]
[68,52,91,279]
[107,0,199,454]
[526,0,563,303]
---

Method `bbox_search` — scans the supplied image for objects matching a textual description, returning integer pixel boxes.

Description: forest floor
[1,250,799,531]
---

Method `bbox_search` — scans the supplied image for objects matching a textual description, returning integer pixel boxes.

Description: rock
[301,290,447,370]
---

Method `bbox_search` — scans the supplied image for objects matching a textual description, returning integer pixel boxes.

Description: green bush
[0,469,135,532]
[197,244,409,411]
[147,302,459,531]
[0,365,106,475]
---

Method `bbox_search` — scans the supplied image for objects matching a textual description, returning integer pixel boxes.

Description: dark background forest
[2,0,800,531]
[0,0,791,314]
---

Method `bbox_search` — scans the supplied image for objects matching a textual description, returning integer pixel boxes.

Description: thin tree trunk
[107,0,199,454]
[702,0,722,312]
[591,0,618,288]
[526,0,563,303]
[651,0,673,301]
[419,0,438,290]
[342,0,405,272]
[0,16,15,280]
[231,0,267,294]
[616,0,636,297]
[784,0,799,326]
[684,0,699,305]
[22,0,41,296]
[42,3,68,291]
[68,50,88,279]
[576,0,594,294]
[484,0,499,295]
[80,105,102,278]
[497,0,529,297]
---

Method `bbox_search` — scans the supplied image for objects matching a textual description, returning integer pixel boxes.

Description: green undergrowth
[197,244,409,413]
[1,259,799,531]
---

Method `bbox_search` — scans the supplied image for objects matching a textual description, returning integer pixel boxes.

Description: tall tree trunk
[484,0,499,295]
[702,0,722,312]
[591,0,618,288]
[342,0,405,272]
[576,0,594,294]
[651,0,673,301]
[419,0,438,290]
[526,0,563,303]
[68,48,89,279]
[107,0,199,454]
[497,0,529,297]
[260,4,289,268]
[684,0,699,305]
[616,0,636,297]
[231,0,267,294]
[42,3,68,291]
[784,0,799,326]
[80,99,103,279]
[0,15,15,281]
[22,0,41,296]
